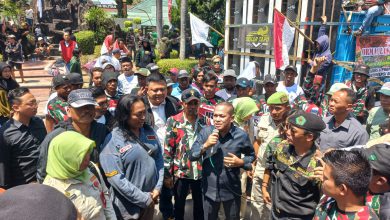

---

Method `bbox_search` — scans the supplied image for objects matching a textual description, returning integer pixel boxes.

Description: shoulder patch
[105,170,118,177]
[147,135,156,140]
[119,145,132,153]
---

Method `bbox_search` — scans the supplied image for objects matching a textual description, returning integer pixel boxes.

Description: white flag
[189,13,213,48]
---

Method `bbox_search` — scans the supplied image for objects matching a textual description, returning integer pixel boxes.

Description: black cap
[181,88,201,103]
[284,65,298,73]
[146,63,159,72]
[288,111,326,133]
[198,53,207,59]
[68,72,83,85]
[67,89,98,108]
[178,70,190,79]
[120,56,132,63]
[102,72,119,88]
[236,78,251,88]
[263,74,277,85]
[353,64,370,77]
[363,143,390,177]
[52,74,70,88]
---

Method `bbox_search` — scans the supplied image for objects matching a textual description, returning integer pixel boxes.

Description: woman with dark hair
[0,62,19,126]
[100,95,164,220]
[135,39,155,68]
[191,68,205,94]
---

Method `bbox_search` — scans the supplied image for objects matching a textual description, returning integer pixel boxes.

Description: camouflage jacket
[163,111,206,180]
[314,196,379,220]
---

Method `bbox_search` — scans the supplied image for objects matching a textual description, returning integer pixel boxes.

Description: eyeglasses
[25,100,40,107]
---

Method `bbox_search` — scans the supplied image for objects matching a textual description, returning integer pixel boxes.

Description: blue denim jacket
[100,126,164,219]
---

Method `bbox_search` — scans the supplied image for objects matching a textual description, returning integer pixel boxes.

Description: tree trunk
[179,0,187,60]
[116,0,123,17]
[156,0,163,41]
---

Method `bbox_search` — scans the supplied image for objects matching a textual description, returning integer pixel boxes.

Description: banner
[355,35,390,80]
[189,13,213,47]
[238,26,272,50]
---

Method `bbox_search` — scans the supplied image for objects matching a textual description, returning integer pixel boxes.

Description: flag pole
[275,8,315,45]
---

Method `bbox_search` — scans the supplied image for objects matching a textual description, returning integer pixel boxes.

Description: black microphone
[210,129,219,155]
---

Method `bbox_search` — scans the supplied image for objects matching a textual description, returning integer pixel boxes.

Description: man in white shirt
[276,65,304,104]
[117,57,137,96]
[25,6,34,27]
[216,69,237,101]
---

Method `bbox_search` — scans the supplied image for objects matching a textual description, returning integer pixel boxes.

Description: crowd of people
[0,5,389,219]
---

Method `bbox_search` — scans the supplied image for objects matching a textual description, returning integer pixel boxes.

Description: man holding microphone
[190,102,255,220]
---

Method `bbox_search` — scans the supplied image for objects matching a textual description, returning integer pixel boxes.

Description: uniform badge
[105,170,118,178]
[147,135,156,140]
[295,116,307,126]
[369,153,377,161]
[119,145,132,153]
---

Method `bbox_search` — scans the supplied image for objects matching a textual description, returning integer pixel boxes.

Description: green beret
[267,92,289,105]
[288,111,326,132]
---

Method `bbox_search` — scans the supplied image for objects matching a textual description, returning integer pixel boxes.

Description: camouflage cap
[267,91,289,105]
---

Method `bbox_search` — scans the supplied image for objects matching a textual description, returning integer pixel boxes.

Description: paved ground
[16,58,89,117]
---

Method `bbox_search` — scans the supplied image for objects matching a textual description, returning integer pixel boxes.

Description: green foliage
[133,17,142,24]
[74,31,95,55]
[94,45,102,57]
[0,0,28,20]
[218,39,224,47]
[157,59,197,74]
[124,20,133,28]
[171,0,226,33]
[84,7,115,44]
[170,50,179,59]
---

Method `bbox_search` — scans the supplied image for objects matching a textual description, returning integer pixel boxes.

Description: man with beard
[367,82,390,140]
[190,102,255,220]
[216,69,237,101]
[346,64,376,124]
[250,92,290,219]
[164,89,206,220]
[117,57,137,96]
[142,73,180,220]
[0,88,46,188]
[319,88,369,151]
[36,89,109,183]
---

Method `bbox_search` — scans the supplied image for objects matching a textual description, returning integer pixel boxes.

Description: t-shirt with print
[276,81,304,105]
[198,95,224,126]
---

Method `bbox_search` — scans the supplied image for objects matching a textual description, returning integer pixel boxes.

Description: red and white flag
[273,9,295,70]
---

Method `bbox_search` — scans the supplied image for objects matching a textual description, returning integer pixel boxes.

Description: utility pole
[179,0,187,60]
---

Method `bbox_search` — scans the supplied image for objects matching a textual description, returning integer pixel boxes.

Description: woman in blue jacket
[100,95,164,220]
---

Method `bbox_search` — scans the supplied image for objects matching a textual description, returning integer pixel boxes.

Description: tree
[84,7,115,44]
[171,0,225,33]
[156,0,163,41]
[179,0,187,60]
[0,0,29,22]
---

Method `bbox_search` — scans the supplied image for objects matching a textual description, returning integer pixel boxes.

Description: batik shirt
[164,112,206,180]
[47,96,69,124]
[264,135,284,168]
[314,196,379,220]
[198,95,224,126]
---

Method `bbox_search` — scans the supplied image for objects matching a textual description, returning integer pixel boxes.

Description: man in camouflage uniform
[346,64,376,124]
[267,111,325,219]
[314,150,379,220]
[250,91,291,219]
[364,143,390,219]
[163,89,206,220]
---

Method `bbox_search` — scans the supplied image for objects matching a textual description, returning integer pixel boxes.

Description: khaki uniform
[44,168,117,220]
[250,114,279,219]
